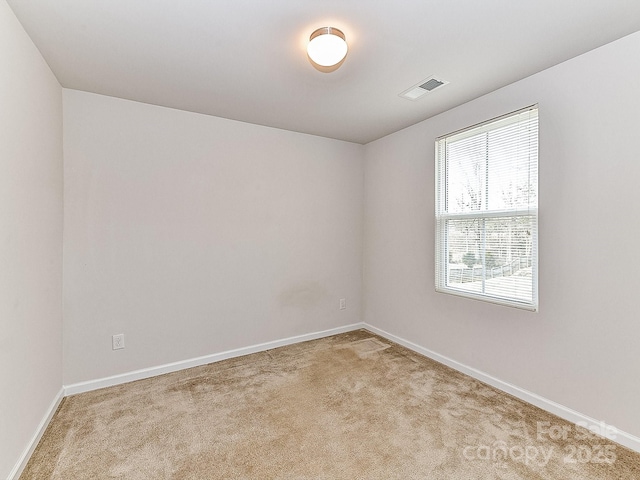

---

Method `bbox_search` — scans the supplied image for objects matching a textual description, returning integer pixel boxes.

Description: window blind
[435,106,538,310]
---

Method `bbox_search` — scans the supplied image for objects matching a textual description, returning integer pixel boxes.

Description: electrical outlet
[339,298,346,310]
[112,334,125,350]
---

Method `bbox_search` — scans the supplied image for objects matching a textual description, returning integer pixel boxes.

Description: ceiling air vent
[400,75,449,100]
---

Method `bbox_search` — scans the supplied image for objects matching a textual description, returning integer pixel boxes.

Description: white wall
[364,31,640,438]
[0,1,63,478]
[63,90,364,385]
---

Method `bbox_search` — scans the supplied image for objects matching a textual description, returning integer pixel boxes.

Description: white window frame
[435,106,538,311]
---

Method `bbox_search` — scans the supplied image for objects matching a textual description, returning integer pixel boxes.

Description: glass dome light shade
[307,27,348,67]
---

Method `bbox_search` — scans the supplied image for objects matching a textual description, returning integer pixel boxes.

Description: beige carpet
[20,330,640,479]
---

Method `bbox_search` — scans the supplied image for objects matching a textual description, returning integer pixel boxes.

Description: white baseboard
[64,323,366,396]
[364,323,640,454]
[9,387,65,480]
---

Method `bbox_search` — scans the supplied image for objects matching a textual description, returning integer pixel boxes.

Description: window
[435,106,538,311]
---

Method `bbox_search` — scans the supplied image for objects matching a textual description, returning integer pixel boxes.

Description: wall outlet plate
[112,334,125,350]
[339,298,346,310]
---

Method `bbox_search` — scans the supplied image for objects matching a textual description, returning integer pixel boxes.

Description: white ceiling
[8,1,640,144]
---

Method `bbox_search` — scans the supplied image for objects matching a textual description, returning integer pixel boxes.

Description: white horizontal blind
[435,106,538,310]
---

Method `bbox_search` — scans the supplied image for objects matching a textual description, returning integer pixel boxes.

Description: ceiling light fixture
[307,27,348,67]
